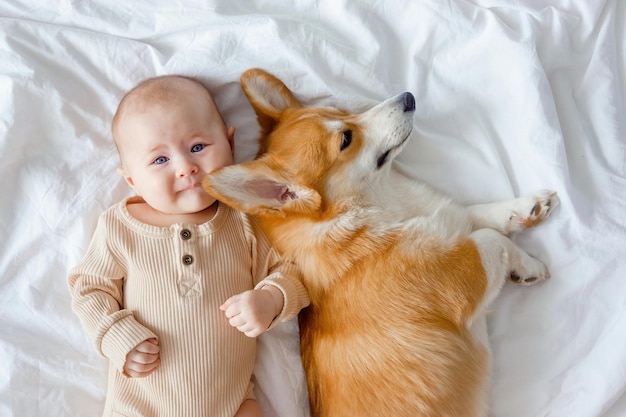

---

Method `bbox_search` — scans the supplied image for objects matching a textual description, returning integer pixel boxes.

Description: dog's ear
[203,160,321,216]
[241,68,302,137]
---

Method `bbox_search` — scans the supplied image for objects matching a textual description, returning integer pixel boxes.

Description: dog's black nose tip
[402,92,415,112]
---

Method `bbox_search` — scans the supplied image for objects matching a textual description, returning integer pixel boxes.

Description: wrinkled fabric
[0,1,624,417]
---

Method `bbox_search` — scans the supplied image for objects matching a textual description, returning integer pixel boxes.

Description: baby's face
[117,90,234,215]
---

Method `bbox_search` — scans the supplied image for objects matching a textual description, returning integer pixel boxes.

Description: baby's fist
[221,286,283,337]
[124,338,160,378]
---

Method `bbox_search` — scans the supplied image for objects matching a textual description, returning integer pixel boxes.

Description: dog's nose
[402,92,415,112]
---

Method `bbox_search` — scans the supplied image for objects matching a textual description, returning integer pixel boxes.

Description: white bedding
[1,1,625,416]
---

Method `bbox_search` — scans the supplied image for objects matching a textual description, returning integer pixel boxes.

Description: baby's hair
[111,75,224,149]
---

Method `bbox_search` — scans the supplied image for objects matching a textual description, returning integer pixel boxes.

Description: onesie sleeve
[247,217,310,328]
[67,212,157,374]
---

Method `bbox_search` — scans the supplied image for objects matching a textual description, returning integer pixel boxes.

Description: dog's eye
[340,130,352,151]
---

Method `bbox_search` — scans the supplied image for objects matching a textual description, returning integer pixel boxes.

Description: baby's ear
[203,161,320,216]
[117,167,135,187]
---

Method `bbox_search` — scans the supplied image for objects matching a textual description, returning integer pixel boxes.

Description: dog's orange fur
[204,69,556,416]
[298,238,489,417]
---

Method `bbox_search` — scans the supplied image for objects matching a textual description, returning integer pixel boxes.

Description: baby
[68,75,310,417]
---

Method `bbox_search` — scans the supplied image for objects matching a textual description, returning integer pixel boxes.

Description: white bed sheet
[1,1,625,416]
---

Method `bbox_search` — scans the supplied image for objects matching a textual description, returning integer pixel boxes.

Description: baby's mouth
[179,182,201,192]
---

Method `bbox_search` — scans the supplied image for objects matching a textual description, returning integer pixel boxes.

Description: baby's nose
[177,160,198,177]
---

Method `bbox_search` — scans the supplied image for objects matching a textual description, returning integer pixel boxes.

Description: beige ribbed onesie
[68,196,310,417]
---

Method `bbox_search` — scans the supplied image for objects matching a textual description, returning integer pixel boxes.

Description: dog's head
[203,68,415,218]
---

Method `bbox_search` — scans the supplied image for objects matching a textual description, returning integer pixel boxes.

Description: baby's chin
[177,198,218,216]
[149,194,216,216]
[197,199,219,213]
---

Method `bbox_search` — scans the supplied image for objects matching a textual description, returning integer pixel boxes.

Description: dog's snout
[402,92,415,112]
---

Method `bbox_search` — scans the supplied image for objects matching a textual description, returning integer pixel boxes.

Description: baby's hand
[124,338,160,378]
[221,286,283,337]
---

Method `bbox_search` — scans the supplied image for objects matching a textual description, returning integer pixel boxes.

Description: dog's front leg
[467,190,559,235]
[468,227,550,328]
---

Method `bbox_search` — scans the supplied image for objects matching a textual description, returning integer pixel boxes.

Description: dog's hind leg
[467,190,559,235]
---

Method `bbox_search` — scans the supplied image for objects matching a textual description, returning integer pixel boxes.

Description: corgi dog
[203,68,559,417]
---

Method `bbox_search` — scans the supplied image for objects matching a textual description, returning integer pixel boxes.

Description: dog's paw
[509,256,550,286]
[508,190,559,231]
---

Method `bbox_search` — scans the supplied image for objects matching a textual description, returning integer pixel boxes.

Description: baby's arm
[68,215,157,373]
[224,215,310,337]
[220,286,283,337]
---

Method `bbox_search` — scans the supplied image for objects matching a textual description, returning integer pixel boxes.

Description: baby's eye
[191,144,205,153]
[154,156,169,165]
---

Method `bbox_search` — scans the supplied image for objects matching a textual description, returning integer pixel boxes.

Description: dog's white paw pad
[515,190,560,229]
[510,270,550,286]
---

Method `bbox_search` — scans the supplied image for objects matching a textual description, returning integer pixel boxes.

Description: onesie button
[182,255,194,265]
[180,229,192,240]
